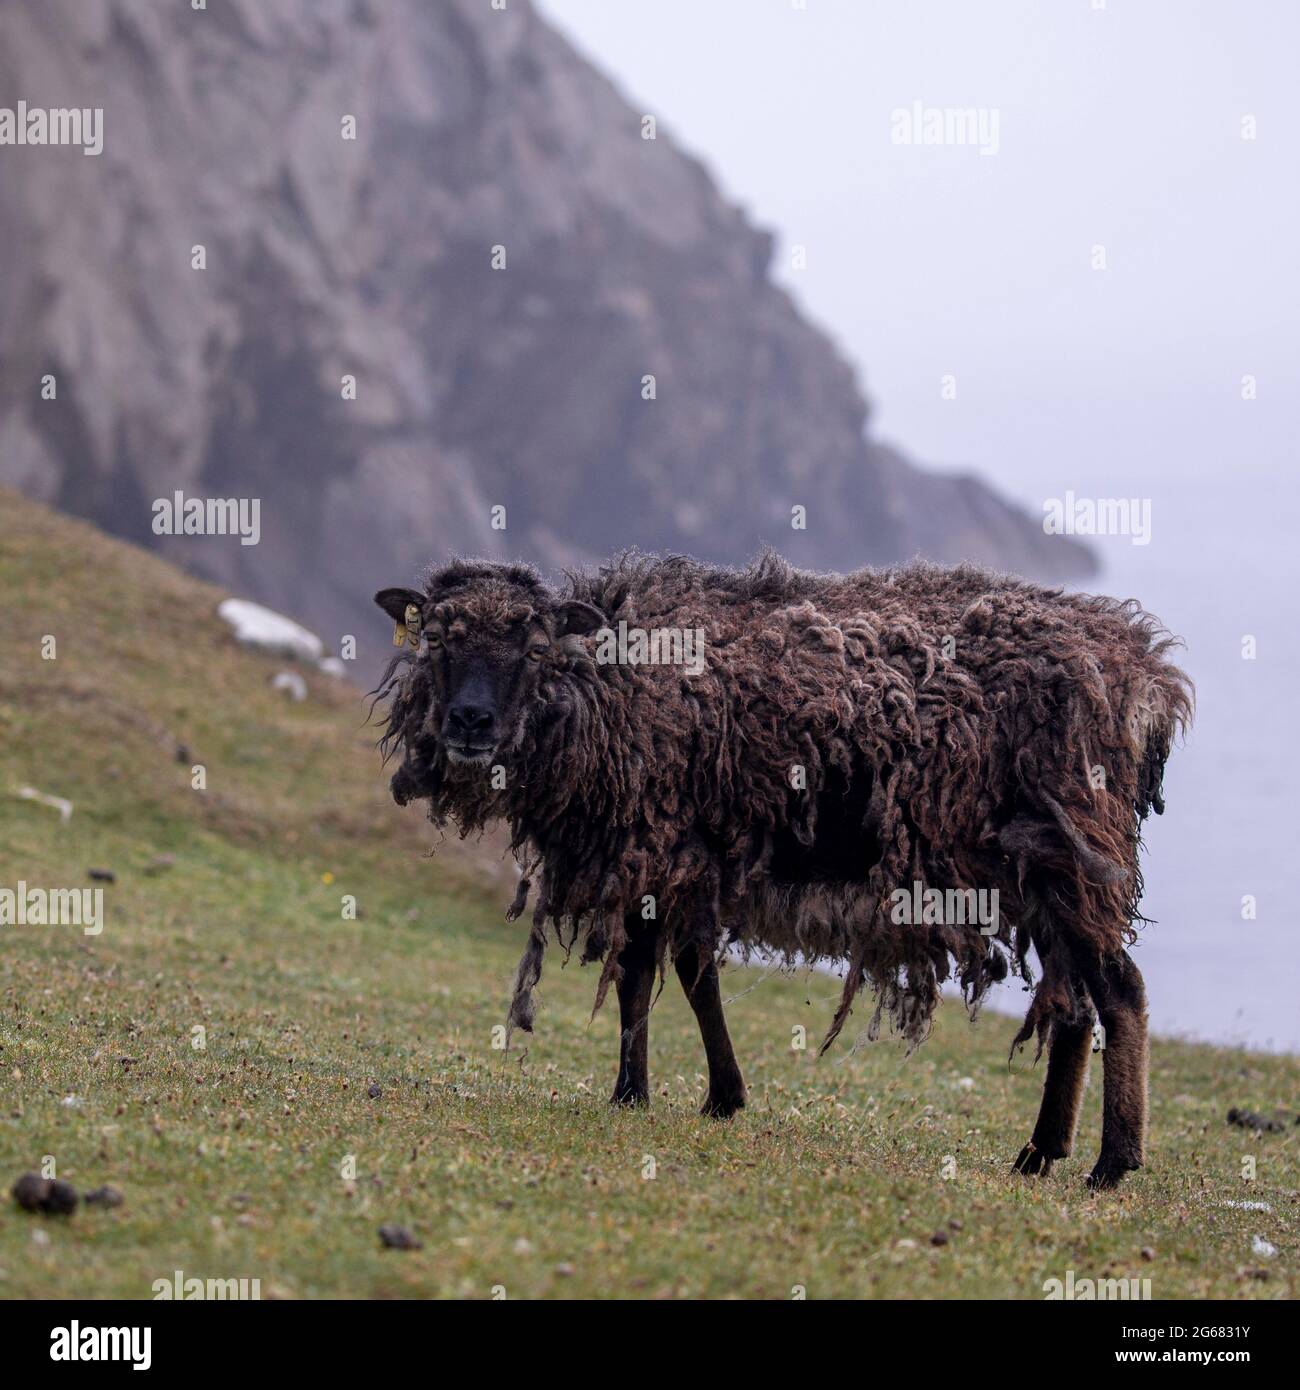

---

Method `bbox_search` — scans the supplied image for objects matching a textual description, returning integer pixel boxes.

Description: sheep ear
[554,600,605,637]
[374,588,423,623]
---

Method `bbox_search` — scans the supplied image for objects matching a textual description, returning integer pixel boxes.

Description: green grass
[0,488,1295,1299]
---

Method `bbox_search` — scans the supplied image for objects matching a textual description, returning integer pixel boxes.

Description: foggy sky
[539,0,1300,1048]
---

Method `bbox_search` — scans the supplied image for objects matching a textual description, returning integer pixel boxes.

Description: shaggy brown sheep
[373,552,1192,1190]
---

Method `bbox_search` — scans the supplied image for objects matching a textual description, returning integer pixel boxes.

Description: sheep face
[375,572,604,774]
[428,602,551,766]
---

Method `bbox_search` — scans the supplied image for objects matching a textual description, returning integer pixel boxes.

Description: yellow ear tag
[403,603,422,649]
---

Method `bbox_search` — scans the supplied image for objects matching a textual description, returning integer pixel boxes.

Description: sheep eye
[527,644,548,662]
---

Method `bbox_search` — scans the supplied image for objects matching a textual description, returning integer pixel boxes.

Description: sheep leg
[675,946,746,1119]
[610,925,657,1107]
[1012,1008,1094,1177]
[1079,949,1149,1190]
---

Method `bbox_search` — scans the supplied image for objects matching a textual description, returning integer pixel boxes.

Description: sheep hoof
[609,1087,649,1109]
[700,1090,746,1120]
[1085,1157,1137,1191]
[1012,1142,1053,1177]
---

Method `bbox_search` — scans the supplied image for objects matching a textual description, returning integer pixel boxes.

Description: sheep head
[375,561,604,787]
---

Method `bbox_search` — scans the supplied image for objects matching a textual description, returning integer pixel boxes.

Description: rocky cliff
[0,0,1092,676]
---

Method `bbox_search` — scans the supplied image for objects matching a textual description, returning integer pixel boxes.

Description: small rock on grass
[12,1174,48,1212]
[87,868,116,883]
[11,1174,78,1215]
[44,1180,78,1215]
[378,1224,422,1251]
[367,1084,382,1099]
[1226,1107,1285,1133]
[85,1186,124,1209]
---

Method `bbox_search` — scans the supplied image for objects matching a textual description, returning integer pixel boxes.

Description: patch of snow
[16,787,73,823]
[217,598,323,663]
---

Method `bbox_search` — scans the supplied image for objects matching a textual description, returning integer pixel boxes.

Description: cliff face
[0,0,1092,675]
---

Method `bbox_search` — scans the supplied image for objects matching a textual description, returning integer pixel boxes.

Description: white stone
[271,671,308,702]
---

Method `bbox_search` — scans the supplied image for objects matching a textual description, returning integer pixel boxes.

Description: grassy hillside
[0,488,1294,1299]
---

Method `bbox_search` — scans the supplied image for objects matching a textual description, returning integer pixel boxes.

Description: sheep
[372,551,1192,1190]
